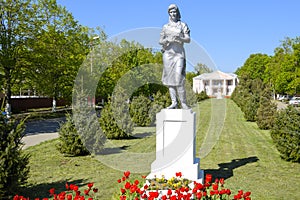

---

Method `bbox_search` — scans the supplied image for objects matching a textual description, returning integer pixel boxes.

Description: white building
[193,70,238,97]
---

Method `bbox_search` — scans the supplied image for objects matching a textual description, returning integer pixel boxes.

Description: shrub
[242,95,260,122]
[0,115,30,198]
[196,91,209,102]
[72,90,106,154]
[129,95,152,127]
[56,113,90,156]
[256,87,277,129]
[99,93,134,139]
[271,106,300,162]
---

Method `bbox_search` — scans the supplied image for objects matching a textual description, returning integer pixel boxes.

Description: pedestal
[147,109,203,183]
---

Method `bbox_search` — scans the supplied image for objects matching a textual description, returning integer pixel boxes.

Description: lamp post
[89,36,100,107]
[90,36,100,74]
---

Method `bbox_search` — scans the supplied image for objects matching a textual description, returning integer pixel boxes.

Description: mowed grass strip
[199,99,300,200]
[22,99,300,199]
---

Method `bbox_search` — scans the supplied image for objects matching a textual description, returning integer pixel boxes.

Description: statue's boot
[177,85,190,109]
[167,86,178,109]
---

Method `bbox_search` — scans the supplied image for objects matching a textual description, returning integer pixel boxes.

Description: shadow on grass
[204,156,259,180]
[98,145,130,155]
[19,178,89,199]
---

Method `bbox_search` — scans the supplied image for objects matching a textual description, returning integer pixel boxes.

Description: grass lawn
[21,98,300,199]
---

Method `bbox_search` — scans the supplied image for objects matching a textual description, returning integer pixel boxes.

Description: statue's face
[169,9,178,21]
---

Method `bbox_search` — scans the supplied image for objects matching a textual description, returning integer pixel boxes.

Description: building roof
[193,70,237,80]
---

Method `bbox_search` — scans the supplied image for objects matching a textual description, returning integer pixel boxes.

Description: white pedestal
[147,109,203,183]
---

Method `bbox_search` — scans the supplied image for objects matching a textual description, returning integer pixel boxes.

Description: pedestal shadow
[204,156,259,180]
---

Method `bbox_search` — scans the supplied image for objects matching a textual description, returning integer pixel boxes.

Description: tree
[129,95,152,127]
[271,106,300,162]
[0,0,38,116]
[256,87,277,129]
[56,113,90,156]
[265,37,300,95]
[235,53,271,81]
[0,115,30,198]
[0,0,92,114]
[25,1,93,108]
[193,63,212,75]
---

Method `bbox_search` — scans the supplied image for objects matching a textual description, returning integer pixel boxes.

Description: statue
[159,4,190,109]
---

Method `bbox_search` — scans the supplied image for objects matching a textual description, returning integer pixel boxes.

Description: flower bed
[14,171,251,200]
[117,171,251,200]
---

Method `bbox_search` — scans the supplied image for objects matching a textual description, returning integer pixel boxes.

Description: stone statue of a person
[159,4,190,109]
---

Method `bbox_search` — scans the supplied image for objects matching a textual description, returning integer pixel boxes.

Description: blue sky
[57,0,300,73]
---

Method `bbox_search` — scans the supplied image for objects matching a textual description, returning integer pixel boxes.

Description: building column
[223,79,227,96]
[209,79,212,96]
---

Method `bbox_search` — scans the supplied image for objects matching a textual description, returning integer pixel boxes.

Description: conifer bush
[256,88,277,129]
[0,115,30,198]
[99,92,134,139]
[72,90,106,154]
[196,91,209,102]
[271,106,300,162]
[56,113,90,156]
[129,95,152,127]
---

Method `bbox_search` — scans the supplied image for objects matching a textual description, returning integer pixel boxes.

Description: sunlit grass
[21,99,300,199]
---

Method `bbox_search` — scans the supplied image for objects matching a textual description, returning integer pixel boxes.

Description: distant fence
[3,97,67,113]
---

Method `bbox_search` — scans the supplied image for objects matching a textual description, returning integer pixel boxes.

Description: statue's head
[168,4,181,21]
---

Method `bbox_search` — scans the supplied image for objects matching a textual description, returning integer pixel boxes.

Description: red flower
[73,185,79,191]
[167,189,172,195]
[93,188,98,193]
[226,189,231,195]
[66,194,72,200]
[219,178,225,186]
[124,182,131,189]
[244,191,251,197]
[212,183,218,190]
[65,183,69,190]
[87,182,94,188]
[49,188,55,195]
[175,172,182,177]
[124,171,130,178]
[120,188,126,194]
[162,195,167,200]
[117,179,122,183]
[143,184,149,190]
[148,191,159,198]
[196,192,202,199]
[205,174,212,183]
[120,195,126,200]
[141,175,147,179]
[84,189,90,195]
[130,185,137,193]
[134,179,139,185]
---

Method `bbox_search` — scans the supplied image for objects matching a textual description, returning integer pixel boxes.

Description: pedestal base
[147,109,203,183]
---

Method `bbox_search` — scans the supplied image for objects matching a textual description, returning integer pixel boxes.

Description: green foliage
[150,90,171,115]
[232,76,265,122]
[0,115,30,198]
[96,40,163,100]
[99,91,134,139]
[72,90,106,154]
[265,37,300,95]
[256,87,277,129]
[129,95,152,127]
[196,91,209,102]
[235,53,271,80]
[1,0,91,109]
[56,113,90,156]
[271,106,300,162]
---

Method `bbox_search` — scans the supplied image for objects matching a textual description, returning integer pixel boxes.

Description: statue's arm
[178,22,190,43]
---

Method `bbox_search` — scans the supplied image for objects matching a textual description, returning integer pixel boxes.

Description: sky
[56,0,300,73]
